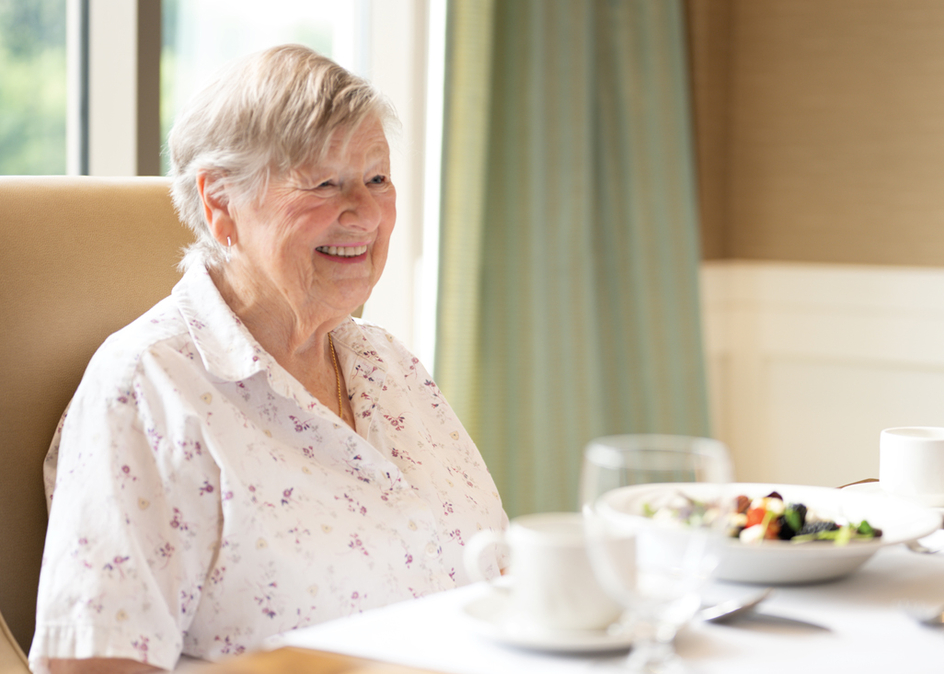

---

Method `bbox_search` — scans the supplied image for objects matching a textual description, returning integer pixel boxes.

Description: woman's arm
[36,358,223,668]
[49,658,162,673]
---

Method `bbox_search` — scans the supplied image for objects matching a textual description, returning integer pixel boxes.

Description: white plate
[460,590,633,653]
[600,482,943,585]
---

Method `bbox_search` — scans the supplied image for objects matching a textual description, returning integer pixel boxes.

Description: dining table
[183,527,944,674]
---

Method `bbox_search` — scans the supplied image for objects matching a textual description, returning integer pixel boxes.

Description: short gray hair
[168,44,397,270]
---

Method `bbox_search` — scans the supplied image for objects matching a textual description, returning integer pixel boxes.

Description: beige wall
[688,0,944,266]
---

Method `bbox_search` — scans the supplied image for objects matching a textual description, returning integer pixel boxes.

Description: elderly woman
[30,45,507,673]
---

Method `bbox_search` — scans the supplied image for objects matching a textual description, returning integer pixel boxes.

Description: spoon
[917,609,944,626]
[906,540,941,554]
[903,602,944,626]
[698,587,774,623]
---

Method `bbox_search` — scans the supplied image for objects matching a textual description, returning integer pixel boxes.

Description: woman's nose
[338,182,382,231]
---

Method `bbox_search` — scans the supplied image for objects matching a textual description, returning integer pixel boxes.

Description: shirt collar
[172,265,390,389]
[331,318,390,372]
[172,265,269,382]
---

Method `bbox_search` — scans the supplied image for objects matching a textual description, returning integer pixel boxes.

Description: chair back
[0,176,193,663]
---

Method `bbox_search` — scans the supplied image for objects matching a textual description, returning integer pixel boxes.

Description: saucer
[842,481,944,516]
[460,591,632,653]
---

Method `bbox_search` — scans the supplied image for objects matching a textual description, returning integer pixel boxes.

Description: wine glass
[580,434,733,673]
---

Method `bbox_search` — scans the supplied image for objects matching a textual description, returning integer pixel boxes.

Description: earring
[227,236,232,247]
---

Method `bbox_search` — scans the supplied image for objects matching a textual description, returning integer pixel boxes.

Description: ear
[196,171,237,247]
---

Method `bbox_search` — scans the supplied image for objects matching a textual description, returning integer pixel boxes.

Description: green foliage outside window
[0,0,67,175]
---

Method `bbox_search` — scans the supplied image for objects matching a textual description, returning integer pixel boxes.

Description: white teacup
[880,427,944,506]
[463,512,624,632]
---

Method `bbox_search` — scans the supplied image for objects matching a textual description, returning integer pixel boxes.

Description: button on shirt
[30,265,508,672]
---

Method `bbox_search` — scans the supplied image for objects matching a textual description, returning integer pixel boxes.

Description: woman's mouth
[315,245,368,258]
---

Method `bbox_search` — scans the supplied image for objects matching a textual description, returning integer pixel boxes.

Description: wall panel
[703,261,944,486]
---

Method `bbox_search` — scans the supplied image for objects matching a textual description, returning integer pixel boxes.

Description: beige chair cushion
[0,176,193,655]
[0,609,27,674]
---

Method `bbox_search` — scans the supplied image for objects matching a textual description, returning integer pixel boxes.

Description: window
[160,0,366,174]
[0,0,67,175]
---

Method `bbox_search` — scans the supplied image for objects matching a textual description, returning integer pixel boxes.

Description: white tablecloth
[269,531,944,674]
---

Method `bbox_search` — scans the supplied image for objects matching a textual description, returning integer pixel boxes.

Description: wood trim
[181,648,446,674]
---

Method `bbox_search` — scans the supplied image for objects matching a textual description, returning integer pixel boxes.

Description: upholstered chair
[0,176,192,672]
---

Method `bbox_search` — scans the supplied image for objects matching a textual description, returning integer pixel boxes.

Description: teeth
[317,245,368,257]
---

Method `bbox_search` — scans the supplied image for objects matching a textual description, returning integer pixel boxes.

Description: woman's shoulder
[83,296,193,385]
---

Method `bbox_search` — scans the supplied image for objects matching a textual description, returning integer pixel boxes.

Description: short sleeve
[30,351,223,672]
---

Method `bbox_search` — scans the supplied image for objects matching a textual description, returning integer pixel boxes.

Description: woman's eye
[369,175,387,185]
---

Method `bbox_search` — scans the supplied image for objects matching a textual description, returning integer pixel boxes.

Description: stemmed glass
[580,434,733,673]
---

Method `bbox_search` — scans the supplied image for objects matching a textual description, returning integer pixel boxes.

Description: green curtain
[436,0,709,518]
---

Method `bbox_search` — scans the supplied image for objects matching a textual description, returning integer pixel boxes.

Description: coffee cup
[463,512,624,632]
[880,427,944,506]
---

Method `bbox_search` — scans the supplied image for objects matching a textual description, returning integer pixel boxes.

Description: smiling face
[229,117,396,323]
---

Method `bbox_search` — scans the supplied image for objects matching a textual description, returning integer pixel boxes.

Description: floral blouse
[29,265,508,672]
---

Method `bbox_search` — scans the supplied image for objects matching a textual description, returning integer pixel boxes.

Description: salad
[730,491,882,544]
[644,490,883,545]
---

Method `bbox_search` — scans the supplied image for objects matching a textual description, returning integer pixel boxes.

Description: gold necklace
[328,333,343,418]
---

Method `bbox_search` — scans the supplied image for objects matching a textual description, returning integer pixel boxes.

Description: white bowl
[598,482,942,585]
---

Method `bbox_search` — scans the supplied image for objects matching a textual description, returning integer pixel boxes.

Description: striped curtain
[436,0,709,517]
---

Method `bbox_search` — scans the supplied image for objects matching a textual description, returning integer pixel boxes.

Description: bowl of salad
[597,482,942,584]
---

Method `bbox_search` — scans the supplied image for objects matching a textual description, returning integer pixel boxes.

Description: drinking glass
[580,434,733,673]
